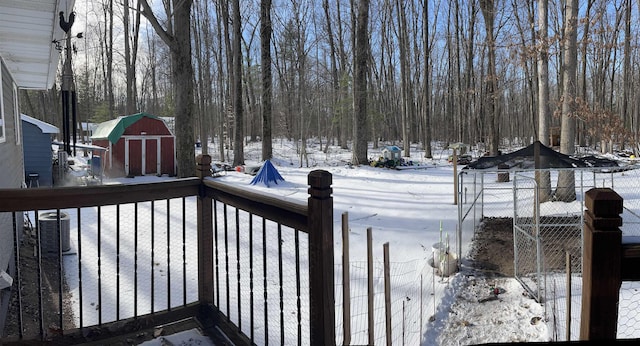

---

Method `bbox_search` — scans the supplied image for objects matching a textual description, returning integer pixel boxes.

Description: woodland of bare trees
[19,0,640,177]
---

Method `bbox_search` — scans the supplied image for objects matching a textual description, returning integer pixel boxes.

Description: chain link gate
[513,174,543,301]
[513,170,585,305]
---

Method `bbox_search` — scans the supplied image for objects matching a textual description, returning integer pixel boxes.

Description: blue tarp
[250,160,285,187]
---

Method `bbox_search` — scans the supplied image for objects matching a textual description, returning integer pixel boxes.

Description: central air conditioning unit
[38,211,71,255]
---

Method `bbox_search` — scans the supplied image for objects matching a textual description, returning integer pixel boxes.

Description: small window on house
[0,65,5,143]
[13,83,20,145]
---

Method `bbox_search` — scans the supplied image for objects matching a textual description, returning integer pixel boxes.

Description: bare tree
[192,0,214,155]
[214,0,231,162]
[103,0,115,117]
[231,0,244,166]
[352,0,371,165]
[396,0,410,157]
[322,0,339,152]
[140,0,195,177]
[556,0,578,202]
[337,0,350,149]
[536,0,552,202]
[621,0,631,150]
[421,0,433,158]
[536,0,549,147]
[261,0,273,160]
[479,0,499,155]
[123,0,141,115]
[463,1,478,146]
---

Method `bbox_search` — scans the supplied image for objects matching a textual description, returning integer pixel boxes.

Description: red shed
[91,113,176,177]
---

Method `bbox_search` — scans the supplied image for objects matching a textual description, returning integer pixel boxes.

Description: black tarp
[465,141,618,170]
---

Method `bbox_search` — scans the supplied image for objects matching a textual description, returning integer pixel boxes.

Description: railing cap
[308,170,332,198]
[196,154,212,165]
[585,188,623,217]
[196,154,212,179]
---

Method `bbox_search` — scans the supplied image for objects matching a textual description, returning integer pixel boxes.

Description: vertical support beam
[196,154,214,305]
[367,227,374,346]
[308,170,334,346]
[580,188,623,340]
[453,148,458,205]
[383,242,392,346]
[342,212,351,345]
[566,251,572,341]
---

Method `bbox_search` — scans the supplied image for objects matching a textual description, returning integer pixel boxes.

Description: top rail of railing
[0,178,201,211]
[202,178,308,232]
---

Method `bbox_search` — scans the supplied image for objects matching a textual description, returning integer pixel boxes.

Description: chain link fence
[458,166,640,341]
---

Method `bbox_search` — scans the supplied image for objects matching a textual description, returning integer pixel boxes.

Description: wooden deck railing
[0,154,335,345]
[580,187,640,341]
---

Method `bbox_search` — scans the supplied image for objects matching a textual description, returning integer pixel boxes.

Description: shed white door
[124,137,161,176]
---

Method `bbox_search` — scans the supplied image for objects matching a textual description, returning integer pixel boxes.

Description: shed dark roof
[466,141,595,169]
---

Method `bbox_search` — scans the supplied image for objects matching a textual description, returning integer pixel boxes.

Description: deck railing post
[307,170,335,345]
[196,154,214,305]
[580,188,623,340]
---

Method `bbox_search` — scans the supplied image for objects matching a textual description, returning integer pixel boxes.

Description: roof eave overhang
[0,0,76,90]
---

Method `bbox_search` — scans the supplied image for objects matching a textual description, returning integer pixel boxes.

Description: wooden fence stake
[384,242,392,346]
[367,227,374,346]
[342,212,351,345]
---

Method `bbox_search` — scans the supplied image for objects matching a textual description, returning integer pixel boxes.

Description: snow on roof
[52,141,108,152]
[79,122,98,131]
[21,113,58,134]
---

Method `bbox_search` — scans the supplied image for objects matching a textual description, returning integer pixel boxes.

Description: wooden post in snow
[342,212,351,345]
[383,242,392,346]
[308,170,335,346]
[580,188,622,340]
[367,227,375,345]
[196,154,214,304]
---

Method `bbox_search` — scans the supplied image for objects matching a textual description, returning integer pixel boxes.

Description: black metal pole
[71,91,77,156]
[61,90,70,154]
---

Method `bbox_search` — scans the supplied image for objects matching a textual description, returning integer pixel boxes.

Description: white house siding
[0,59,24,325]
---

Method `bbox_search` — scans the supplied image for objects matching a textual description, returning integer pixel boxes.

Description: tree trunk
[260,0,273,160]
[322,0,340,152]
[396,0,410,157]
[140,0,196,177]
[231,0,244,166]
[535,0,552,202]
[352,0,371,165]
[422,0,432,158]
[621,0,631,150]
[464,3,477,147]
[103,0,114,117]
[556,0,578,202]
[123,0,140,115]
[193,1,208,155]
[479,0,499,155]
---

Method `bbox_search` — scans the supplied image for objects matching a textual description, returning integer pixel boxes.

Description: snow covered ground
[57,139,639,345]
